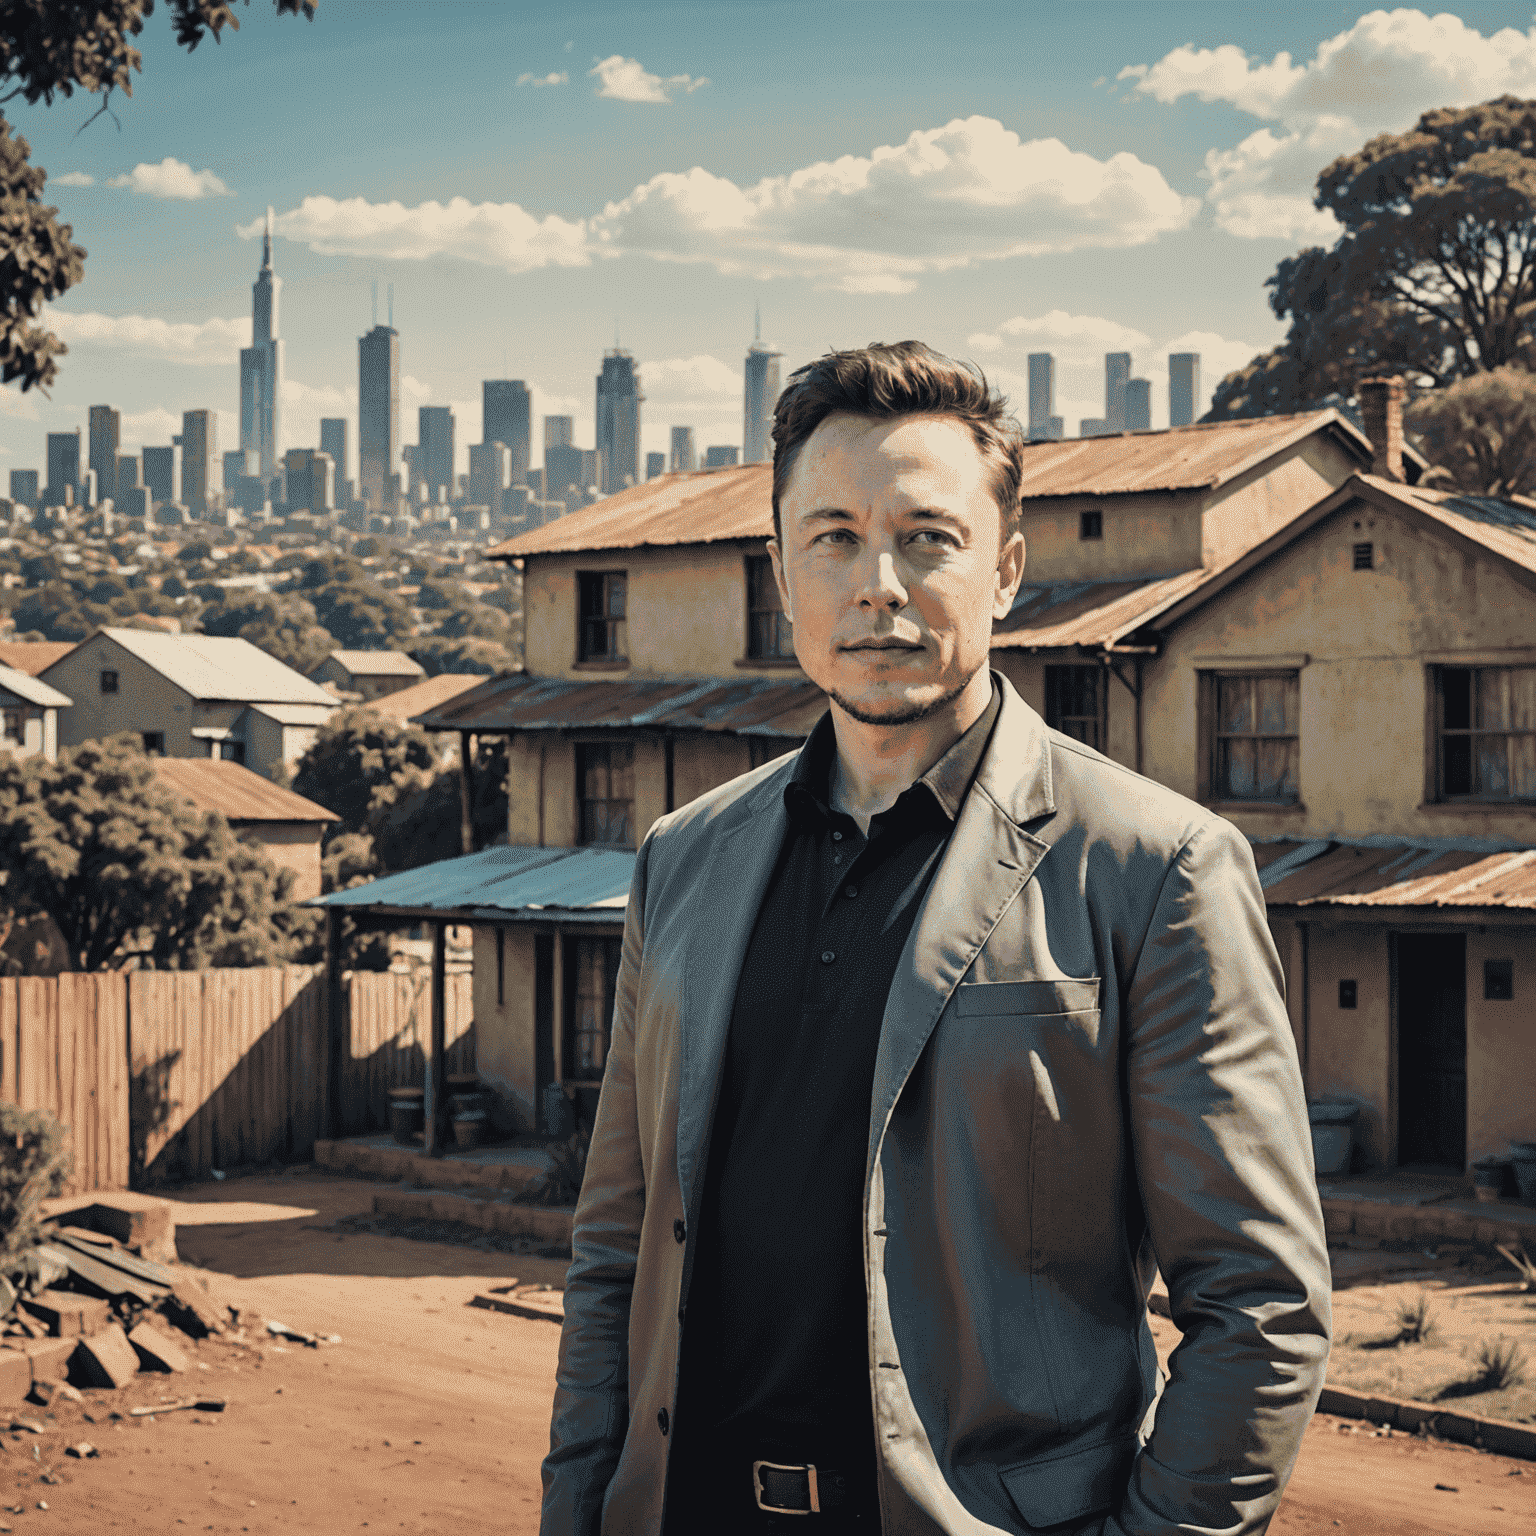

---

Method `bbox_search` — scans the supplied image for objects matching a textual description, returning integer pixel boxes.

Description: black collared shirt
[671,681,1001,1512]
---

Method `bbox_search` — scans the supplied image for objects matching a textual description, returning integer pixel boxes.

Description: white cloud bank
[517,71,567,88]
[589,56,708,103]
[107,157,231,200]
[1121,8,1536,239]
[51,171,94,188]
[45,310,248,366]
[245,117,1196,295]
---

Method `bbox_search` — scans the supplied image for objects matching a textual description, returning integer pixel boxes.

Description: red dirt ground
[7,1170,1532,1535]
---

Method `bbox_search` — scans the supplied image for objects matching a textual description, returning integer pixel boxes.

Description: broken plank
[31,1244,165,1306]
[50,1234,174,1287]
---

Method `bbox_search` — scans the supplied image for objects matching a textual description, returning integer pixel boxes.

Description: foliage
[290,552,413,651]
[371,734,509,872]
[0,733,300,970]
[1472,1335,1527,1390]
[1406,366,1536,496]
[0,2,315,392]
[513,1126,590,1207]
[1393,1291,1436,1346]
[10,581,107,641]
[199,589,335,674]
[1209,97,1536,420]
[288,704,438,841]
[408,634,515,676]
[0,1103,71,1264]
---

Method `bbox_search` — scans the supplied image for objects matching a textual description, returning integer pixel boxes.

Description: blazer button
[658,1408,670,1436]
[674,1218,686,1243]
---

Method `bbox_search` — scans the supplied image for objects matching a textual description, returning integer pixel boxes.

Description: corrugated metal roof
[0,641,75,676]
[992,570,1209,651]
[1256,835,1536,910]
[0,661,71,708]
[369,673,488,723]
[324,650,425,678]
[63,629,338,706]
[1362,477,1536,579]
[245,702,337,726]
[488,465,771,559]
[1013,410,1369,499]
[310,844,634,923]
[413,671,826,739]
[152,757,339,824]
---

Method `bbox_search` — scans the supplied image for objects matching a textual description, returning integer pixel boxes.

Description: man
[542,342,1330,1536]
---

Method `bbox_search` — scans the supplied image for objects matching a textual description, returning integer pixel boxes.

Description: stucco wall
[1465,927,1536,1164]
[471,924,539,1133]
[238,821,324,902]
[1019,491,1202,581]
[45,634,196,752]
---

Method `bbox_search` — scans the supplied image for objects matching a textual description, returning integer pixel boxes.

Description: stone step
[1321,1192,1536,1249]
[371,1187,573,1246]
[314,1138,548,1195]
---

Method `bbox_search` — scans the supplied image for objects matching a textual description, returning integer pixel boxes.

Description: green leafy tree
[0,734,300,970]
[290,553,413,650]
[1210,96,1536,420]
[408,634,515,676]
[10,581,102,641]
[0,1,316,393]
[289,705,438,841]
[200,589,336,674]
[0,1104,70,1263]
[1407,366,1536,496]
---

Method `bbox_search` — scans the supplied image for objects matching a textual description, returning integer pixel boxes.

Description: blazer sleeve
[540,835,652,1536]
[1109,816,1331,1536]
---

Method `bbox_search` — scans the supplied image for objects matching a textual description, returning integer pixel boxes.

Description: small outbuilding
[0,662,71,760]
[309,650,426,701]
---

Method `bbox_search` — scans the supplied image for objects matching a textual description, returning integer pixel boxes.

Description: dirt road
[10,1171,1533,1534]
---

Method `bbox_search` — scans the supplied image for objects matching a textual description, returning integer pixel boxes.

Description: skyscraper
[45,432,80,507]
[646,452,666,480]
[417,406,454,502]
[175,410,216,515]
[1026,354,1064,441]
[483,381,531,482]
[359,287,400,511]
[284,449,334,514]
[88,406,119,505]
[596,349,641,493]
[468,441,510,508]
[545,444,585,507]
[1168,353,1202,428]
[142,446,176,507]
[704,445,739,468]
[239,207,284,481]
[743,311,782,464]
[544,415,574,450]
[1123,379,1151,433]
[1105,352,1131,433]
[320,419,349,503]
[8,470,37,509]
[670,426,696,473]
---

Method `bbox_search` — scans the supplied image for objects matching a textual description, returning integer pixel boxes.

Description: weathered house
[0,662,70,760]
[308,649,425,701]
[41,628,337,777]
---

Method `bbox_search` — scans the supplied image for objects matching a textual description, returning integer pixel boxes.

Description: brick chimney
[1358,376,1405,482]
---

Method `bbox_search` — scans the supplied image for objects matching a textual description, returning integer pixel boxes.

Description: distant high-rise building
[468,441,511,508]
[704,445,739,469]
[1168,353,1201,428]
[359,304,400,511]
[1027,354,1058,441]
[482,381,531,482]
[88,406,120,506]
[283,449,334,514]
[45,431,80,507]
[596,349,641,493]
[320,418,349,502]
[222,449,258,492]
[545,444,586,507]
[1079,419,1110,439]
[670,426,696,473]
[743,311,782,464]
[239,207,284,480]
[645,451,666,480]
[544,415,574,450]
[8,470,37,509]
[175,409,216,515]
[1123,379,1151,433]
[142,446,176,507]
[1105,352,1131,433]
[416,407,454,501]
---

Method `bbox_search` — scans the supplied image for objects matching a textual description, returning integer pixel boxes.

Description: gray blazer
[542,674,1331,1536]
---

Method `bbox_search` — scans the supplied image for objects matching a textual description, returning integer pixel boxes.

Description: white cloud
[51,171,94,188]
[1121,10,1536,240]
[251,117,1194,292]
[45,310,248,366]
[589,55,709,103]
[636,355,743,458]
[106,158,232,200]
[517,71,568,88]
[969,309,1150,358]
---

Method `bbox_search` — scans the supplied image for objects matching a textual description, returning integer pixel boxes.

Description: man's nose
[854,550,908,611]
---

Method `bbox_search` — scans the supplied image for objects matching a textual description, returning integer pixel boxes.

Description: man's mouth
[842,639,923,652]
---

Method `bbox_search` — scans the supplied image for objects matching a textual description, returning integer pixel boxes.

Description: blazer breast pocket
[955,978,1101,1018]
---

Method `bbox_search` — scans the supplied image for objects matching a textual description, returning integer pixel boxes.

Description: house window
[565,936,622,1084]
[1352,542,1374,571]
[141,731,165,755]
[2,710,21,744]
[218,740,246,765]
[1485,959,1513,1001]
[1437,666,1536,801]
[99,669,118,694]
[1208,671,1300,803]
[578,571,627,663]
[1339,980,1357,1009]
[746,554,794,660]
[1079,509,1103,540]
[1044,665,1101,750]
[577,742,635,846]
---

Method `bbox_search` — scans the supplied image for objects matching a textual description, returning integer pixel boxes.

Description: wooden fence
[0,966,476,1190]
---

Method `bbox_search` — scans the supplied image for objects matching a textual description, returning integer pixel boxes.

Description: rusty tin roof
[1256,836,1536,911]
[152,757,339,824]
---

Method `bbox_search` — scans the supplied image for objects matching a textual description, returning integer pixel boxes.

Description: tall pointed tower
[239,207,285,483]
[743,306,782,464]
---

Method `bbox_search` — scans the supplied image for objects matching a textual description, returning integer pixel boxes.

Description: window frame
[141,731,165,756]
[575,740,636,848]
[562,934,623,1087]
[1,708,22,745]
[99,668,119,695]
[1043,664,1104,751]
[1198,668,1302,808]
[744,553,795,663]
[1433,663,1536,804]
[1079,509,1103,541]
[576,569,628,666]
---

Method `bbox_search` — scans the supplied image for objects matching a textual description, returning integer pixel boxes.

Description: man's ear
[993,529,1025,620]
[767,537,793,623]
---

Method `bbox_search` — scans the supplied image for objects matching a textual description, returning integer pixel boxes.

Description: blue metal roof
[310,844,635,924]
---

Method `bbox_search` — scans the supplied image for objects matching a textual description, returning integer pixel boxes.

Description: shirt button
[658,1408,670,1435]
[821,950,836,965]
[673,1218,686,1244]
[845,885,858,899]
[833,854,843,865]
[832,830,844,841]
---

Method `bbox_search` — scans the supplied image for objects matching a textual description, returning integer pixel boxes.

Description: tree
[199,589,336,674]
[289,705,439,842]
[289,553,413,650]
[1209,97,1536,420]
[1407,366,1536,497]
[408,634,515,676]
[1,2,316,391]
[0,734,299,970]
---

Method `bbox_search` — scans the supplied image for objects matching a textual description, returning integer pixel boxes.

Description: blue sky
[7,1,1536,483]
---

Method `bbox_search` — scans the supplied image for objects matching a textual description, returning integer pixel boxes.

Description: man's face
[769,413,1025,725]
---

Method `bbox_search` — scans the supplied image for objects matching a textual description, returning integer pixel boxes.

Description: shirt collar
[784,674,1001,827]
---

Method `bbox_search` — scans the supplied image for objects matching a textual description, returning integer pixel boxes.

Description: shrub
[0,1105,72,1265]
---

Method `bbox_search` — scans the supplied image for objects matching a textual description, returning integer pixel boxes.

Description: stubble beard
[827,673,972,727]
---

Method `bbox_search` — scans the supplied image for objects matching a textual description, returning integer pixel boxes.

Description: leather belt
[751,1459,851,1515]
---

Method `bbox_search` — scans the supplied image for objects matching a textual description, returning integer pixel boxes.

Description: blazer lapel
[675,768,793,1218]
[867,676,1056,1176]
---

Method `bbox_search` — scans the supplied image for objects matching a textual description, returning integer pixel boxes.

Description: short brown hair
[770,341,1025,541]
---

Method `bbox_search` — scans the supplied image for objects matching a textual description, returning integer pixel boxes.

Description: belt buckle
[752,1458,820,1516]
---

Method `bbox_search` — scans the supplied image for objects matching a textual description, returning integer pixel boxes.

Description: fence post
[424,921,447,1156]
[325,910,346,1140]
